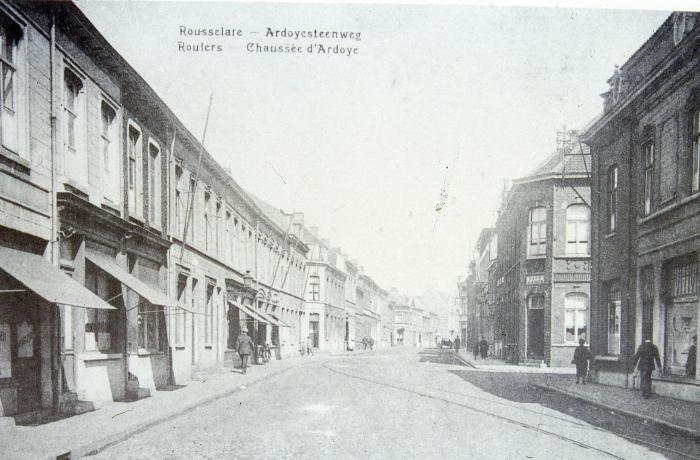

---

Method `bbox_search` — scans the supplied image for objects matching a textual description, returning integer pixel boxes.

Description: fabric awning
[256,309,287,328]
[85,250,192,312]
[228,301,268,324]
[0,246,114,310]
[270,313,291,328]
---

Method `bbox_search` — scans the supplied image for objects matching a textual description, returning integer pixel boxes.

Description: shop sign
[526,275,545,285]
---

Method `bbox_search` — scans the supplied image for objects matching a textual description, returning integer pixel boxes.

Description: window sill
[526,255,546,260]
[594,355,620,362]
[78,352,123,361]
[134,349,164,357]
[638,192,700,225]
[174,345,186,350]
[604,232,617,239]
[0,145,30,176]
[555,254,590,259]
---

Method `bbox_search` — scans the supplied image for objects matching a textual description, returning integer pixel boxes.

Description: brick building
[582,12,700,401]
[493,133,591,367]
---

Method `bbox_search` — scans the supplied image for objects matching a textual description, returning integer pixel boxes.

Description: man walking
[632,338,662,399]
[235,327,254,374]
[479,336,489,360]
[571,338,592,384]
[306,334,314,356]
[686,335,697,379]
[453,336,461,364]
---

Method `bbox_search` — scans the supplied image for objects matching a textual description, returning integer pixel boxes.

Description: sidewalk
[1,354,321,459]
[455,349,575,374]
[533,374,700,437]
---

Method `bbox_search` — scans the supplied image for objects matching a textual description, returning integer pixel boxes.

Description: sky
[75,1,670,298]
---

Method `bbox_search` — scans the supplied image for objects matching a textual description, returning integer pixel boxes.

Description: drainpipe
[49,15,61,414]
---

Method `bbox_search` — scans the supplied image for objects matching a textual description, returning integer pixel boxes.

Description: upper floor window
[527,207,546,257]
[607,166,618,233]
[693,110,700,193]
[148,141,161,227]
[643,143,654,215]
[127,124,142,218]
[174,165,184,236]
[64,68,86,184]
[0,22,20,153]
[566,204,590,255]
[204,191,211,251]
[100,101,119,205]
[309,274,320,301]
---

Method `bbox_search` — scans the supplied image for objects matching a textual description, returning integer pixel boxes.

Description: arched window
[527,207,547,257]
[607,166,618,233]
[566,204,590,255]
[565,292,589,344]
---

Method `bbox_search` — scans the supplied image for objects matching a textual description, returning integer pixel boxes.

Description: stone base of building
[594,369,700,403]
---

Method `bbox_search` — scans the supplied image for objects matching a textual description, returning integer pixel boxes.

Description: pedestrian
[473,343,479,360]
[369,337,375,351]
[453,336,461,352]
[686,335,697,379]
[632,338,662,399]
[479,336,489,359]
[571,338,592,384]
[235,328,254,374]
[306,334,314,356]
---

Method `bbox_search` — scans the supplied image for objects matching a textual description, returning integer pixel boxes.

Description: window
[215,201,221,256]
[225,211,231,264]
[127,124,142,217]
[148,141,161,227]
[643,143,654,215]
[309,274,320,301]
[100,102,119,204]
[693,110,700,193]
[138,302,162,351]
[64,68,86,183]
[204,191,211,251]
[565,292,589,344]
[528,294,545,310]
[566,204,590,255]
[527,207,546,257]
[0,22,20,153]
[606,281,621,355]
[85,267,121,353]
[607,166,618,233]
[205,283,214,344]
[175,274,187,346]
[174,166,185,236]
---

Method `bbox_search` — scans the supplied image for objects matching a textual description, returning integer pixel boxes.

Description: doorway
[527,295,545,359]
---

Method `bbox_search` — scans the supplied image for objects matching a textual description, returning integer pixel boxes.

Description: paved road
[90,348,697,459]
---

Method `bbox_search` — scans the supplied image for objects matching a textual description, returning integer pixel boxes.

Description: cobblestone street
[89,348,698,459]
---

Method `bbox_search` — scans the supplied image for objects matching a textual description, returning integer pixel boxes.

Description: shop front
[0,246,113,417]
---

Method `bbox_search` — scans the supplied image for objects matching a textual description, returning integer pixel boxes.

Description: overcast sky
[76,1,669,297]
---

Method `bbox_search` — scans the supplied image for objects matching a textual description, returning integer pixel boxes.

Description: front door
[527,308,544,359]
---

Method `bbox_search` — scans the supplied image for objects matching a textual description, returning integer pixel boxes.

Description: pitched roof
[516,141,591,183]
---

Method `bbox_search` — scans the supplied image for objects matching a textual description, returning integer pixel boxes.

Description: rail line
[320,361,698,460]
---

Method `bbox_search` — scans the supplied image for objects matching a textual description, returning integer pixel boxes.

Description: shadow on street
[448,369,700,460]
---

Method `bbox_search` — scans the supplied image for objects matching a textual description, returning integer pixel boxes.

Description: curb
[453,353,477,368]
[62,359,319,459]
[532,383,700,440]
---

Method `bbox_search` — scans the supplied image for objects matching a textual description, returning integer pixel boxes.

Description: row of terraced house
[0,0,401,421]
[460,11,700,402]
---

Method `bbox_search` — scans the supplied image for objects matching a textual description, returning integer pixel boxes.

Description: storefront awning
[256,309,289,328]
[270,314,291,328]
[228,301,268,324]
[0,246,114,310]
[85,250,192,312]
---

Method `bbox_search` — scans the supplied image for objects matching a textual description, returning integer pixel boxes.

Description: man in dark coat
[453,336,461,352]
[686,335,697,379]
[479,337,489,359]
[235,328,255,374]
[571,338,592,384]
[632,338,662,398]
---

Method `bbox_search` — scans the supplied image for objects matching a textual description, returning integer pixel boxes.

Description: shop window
[606,281,621,355]
[565,292,589,344]
[664,256,698,375]
[527,207,546,257]
[138,302,162,352]
[565,204,590,255]
[85,267,121,353]
[0,19,22,155]
[607,166,618,233]
[643,142,654,215]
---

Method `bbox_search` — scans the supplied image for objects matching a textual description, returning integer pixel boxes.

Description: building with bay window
[492,130,591,367]
[582,12,700,401]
